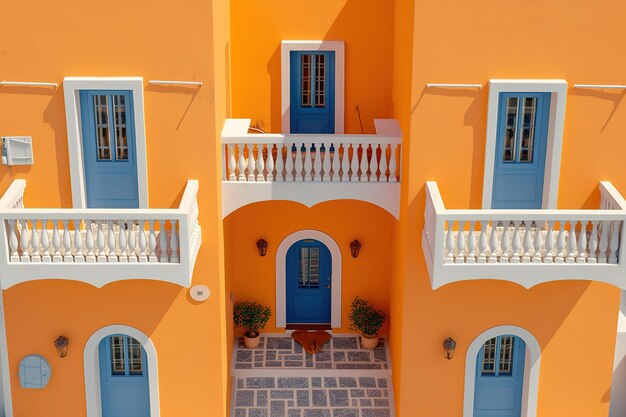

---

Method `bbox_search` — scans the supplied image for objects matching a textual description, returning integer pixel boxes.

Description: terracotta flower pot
[361,333,379,349]
[244,331,261,349]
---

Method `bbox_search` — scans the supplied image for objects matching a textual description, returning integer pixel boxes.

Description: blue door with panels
[80,90,139,208]
[290,51,335,134]
[474,335,526,417]
[492,93,550,209]
[99,335,150,417]
[286,239,332,324]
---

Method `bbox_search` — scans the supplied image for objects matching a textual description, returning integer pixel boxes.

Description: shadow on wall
[570,88,626,133]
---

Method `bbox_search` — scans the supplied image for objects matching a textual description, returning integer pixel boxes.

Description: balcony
[422,181,626,289]
[221,119,402,218]
[0,179,201,288]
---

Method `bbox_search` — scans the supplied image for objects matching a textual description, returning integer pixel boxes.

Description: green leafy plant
[348,297,387,336]
[233,301,272,338]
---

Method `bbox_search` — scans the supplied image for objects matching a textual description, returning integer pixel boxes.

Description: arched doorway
[464,326,541,417]
[84,325,160,417]
[98,335,150,417]
[286,239,332,325]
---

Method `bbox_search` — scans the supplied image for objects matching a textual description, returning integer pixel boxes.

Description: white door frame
[63,77,149,208]
[84,324,160,417]
[275,229,342,328]
[463,325,541,417]
[482,80,568,209]
[281,41,345,134]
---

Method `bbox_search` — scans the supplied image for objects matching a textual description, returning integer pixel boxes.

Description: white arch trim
[463,325,541,417]
[84,325,160,417]
[276,229,342,328]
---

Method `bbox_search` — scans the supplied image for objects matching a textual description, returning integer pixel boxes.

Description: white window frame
[84,324,160,417]
[482,80,568,209]
[63,77,149,208]
[464,325,541,417]
[281,41,345,134]
[275,229,342,328]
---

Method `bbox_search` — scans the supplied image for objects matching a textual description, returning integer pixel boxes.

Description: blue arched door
[286,239,332,324]
[99,335,150,417]
[474,335,526,417]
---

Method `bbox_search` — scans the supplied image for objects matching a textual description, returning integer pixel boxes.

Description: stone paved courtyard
[232,335,394,417]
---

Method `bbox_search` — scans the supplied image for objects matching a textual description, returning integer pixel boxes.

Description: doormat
[291,330,332,355]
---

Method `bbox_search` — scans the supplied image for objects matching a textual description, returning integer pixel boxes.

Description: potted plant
[233,301,272,348]
[348,297,387,349]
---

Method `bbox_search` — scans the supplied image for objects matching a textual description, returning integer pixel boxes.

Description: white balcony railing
[422,181,626,289]
[221,119,402,218]
[0,179,201,288]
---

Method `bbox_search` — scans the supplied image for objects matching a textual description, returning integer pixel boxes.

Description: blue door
[99,335,150,417]
[80,90,139,208]
[492,93,550,209]
[286,239,332,324]
[474,335,526,417]
[290,51,335,133]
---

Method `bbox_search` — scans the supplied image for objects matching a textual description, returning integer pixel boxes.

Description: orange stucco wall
[0,1,230,416]
[229,0,394,134]
[224,200,393,335]
[389,1,626,417]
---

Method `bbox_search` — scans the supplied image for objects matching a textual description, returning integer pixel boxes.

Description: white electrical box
[2,136,34,166]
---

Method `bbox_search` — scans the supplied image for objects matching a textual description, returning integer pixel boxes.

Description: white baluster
[599,221,610,263]
[96,220,106,263]
[29,220,41,263]
[285,144,295,182]
[74,219,84,263]
[498,222,510,263]
[444,220,455,264]
[488,222,499,263]
[455,221,466,264]
[266,145,275,182]
[256,145,266,182]
[138,221,148,263]
[295,144,304,182]
[370,145,379,182]
[389,145,398,183]
[609,221,621,264]
[555,222,566,263]
[8,220,18,262]
[128,223,138,263]
[532,221,543,263]
[322,144,331,182]
[237,144,246,181]
[511,221,521,264]
[20,220,30,263]
[331,144,340,182]
[577,221,588,263]
[228,145,236,181]
[313,144,321,181]
[85,220,95,263]
[341,145,350,182]
[477,221,488,263]
[275,144,284,181]
[522,221,532,263]
[466,221,476,264]
[170,220,179,263]
[159,220,168,263]
[305,144,314,181]
[588,221,599,264]
[51,220,62,262]
[41,220,51,263]
[566,221,577,264]
[149,220,158,263]
[106,220,117,263]
[379,145,389,182]
[62,220,72,263]
[350,145,360,181]
[544,221,555,263]
[118,221,128,263]
[247,144,256,182]
[359,145,369,182]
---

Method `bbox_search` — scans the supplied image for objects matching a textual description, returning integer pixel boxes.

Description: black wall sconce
[256,239,268,257]
[443,337,456,360]
[55,336,69,358]
[350,240,362,258]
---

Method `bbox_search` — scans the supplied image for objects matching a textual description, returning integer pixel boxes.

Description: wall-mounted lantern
[256,239,268,257]
[350,240,362,258]
[443,337,456,360]
[54,336,69,358]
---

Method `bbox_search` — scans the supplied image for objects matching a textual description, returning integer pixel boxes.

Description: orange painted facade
[0,0,625,416]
